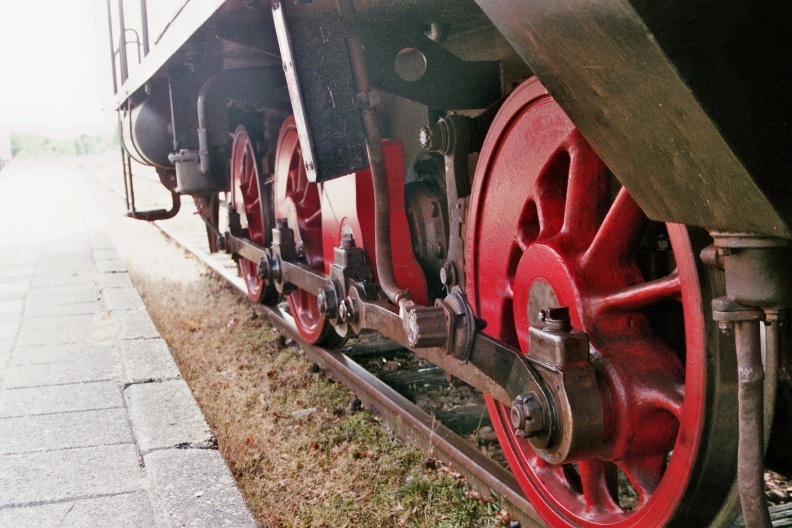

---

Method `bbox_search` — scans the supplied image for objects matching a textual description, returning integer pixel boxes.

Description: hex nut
[510,392,544,438]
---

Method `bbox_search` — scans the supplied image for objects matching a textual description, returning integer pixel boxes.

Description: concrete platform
[0,160,257,527]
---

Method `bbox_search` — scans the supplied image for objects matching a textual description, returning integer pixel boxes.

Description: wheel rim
[467,79,737,527]
[231,125,267,302]
[274,116,335,344]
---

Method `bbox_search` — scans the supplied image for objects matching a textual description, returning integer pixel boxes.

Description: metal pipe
[336,0,409,306]
[106,0,118,94]
[116,0,129,83]
[734,319,772,528]
[118,118,131,211]
[139,0,150,57]
[763,312,782,446]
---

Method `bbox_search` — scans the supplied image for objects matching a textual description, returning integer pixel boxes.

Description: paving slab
[0,408,133,455]
[125,380,215,454]
[16,314,104,347]
[0,381,123,418]
[0,291,26,303]
[110,309,161,340]
[0,322,18,340]
[27,283,99,299]
[94,249,121,260]
[0,443,143,507]
[95,259,128,273]
[103,287,145,312]
[0,282,29,295]
[24,300,104,318]
[3,354,118,388]
[29,273,93,289]
[3,267,35,278]
[23,289,100,306]
[0,299,24,316]
[145,449,257,528]
[9,343,114,366]
[119,338,182,385]
[98,271,133,289]
[0,492,156,528]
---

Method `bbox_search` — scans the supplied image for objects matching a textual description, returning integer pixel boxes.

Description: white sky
[0,1,116,136]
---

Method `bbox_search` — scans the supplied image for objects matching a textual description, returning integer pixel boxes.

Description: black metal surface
[473,0,792,238]
[213,9,280,58]
[168,66,211,151]
[362,25,501,110]
[121,88,173,168]
[274,5,369,182]
[195,67,288,191]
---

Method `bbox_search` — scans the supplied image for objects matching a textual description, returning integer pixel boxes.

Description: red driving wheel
[230,125,275,304]
[467,79,738,526]
[274,116,339,345]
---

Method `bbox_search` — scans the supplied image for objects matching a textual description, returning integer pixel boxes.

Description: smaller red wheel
[230,125,276,304]
[274,117,340,345]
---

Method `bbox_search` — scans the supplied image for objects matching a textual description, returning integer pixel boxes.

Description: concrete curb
[96,243,258,528]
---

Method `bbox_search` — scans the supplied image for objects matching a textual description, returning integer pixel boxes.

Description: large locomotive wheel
[274,116,339,345]
[467,79,738,526]
[230,125,276,304]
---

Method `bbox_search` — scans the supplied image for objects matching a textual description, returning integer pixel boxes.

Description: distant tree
[10,132,117,158]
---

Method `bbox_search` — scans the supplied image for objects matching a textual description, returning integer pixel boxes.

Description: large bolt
[440,261,457,287]
[338,297,357,323]
[317,285,338,319]
[510,392,545,438]
[540,306,572,332]
[419,122,448,152]
[340,232,356,248]
[257,258,270,282]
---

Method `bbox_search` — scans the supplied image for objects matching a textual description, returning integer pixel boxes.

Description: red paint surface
[321,140,428,306]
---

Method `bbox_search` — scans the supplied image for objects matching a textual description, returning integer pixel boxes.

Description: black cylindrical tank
[121,92,173,169]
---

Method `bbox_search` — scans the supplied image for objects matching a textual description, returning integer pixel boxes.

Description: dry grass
[107,209,507,527]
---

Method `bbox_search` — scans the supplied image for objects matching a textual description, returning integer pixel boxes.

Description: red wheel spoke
[561,131,609,250]
[619,455,666,504]
[588,270,681,319]
[301,208,321,227]
[579,461,621,513]
[648,380,684,420]
[582,187,647,268]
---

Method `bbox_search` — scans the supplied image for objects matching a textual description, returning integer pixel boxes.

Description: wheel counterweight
[466,78,739,526]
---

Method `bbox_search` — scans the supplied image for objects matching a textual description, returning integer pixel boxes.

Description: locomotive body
[107,1,792,525]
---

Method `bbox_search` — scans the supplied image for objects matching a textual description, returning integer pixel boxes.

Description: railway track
[153,212,542,528]
[87,162,543,527]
